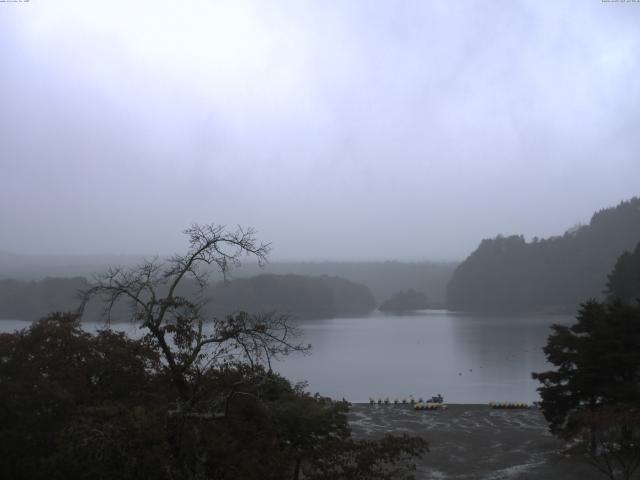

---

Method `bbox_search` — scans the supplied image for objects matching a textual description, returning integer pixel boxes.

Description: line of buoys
[369,397,420,405]
[414,403,448,410]
[489,401,529,409]
[367,395,446,408]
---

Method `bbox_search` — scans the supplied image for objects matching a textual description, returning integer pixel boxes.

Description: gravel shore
[348,404,602,479]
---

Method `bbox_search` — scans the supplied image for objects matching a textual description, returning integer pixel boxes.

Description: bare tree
[79,224,313,478]
[79,224,309,404]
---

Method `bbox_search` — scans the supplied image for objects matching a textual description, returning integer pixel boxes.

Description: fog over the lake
[1,0,639,261]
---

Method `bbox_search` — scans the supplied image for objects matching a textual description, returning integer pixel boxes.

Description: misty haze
[2,1,640,479]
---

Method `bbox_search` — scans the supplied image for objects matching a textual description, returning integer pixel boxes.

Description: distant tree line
[0,254,458,305]
[255,261,456,305]
[209,274,376,319]
[0,274,375,322]
[379,289,428,313]
[0,277,88,320]
[447,197,640,313]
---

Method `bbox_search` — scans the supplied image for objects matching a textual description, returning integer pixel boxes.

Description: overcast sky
[1,0,639,261]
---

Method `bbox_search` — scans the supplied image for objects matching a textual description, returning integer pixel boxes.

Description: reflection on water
[0,310,574,403]
[276,310,574,403]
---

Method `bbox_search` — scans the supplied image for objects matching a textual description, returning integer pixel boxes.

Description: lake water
[0,310,574,403]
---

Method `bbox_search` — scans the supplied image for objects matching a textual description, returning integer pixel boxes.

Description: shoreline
[348,403,601,479]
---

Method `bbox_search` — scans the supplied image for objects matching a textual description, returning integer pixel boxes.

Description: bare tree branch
[79,223,305,408]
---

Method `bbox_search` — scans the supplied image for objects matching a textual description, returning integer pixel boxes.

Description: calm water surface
[278,310,573,403]
[1,310,573,403]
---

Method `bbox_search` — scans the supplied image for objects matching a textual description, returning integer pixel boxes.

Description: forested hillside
[606,241,640,305]
[447,198,640,312]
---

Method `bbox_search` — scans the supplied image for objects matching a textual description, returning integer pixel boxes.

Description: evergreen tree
[533,300,640,479]
[606,242,640,305]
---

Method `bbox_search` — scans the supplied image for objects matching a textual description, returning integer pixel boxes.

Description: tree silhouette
[533,300,640,479]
